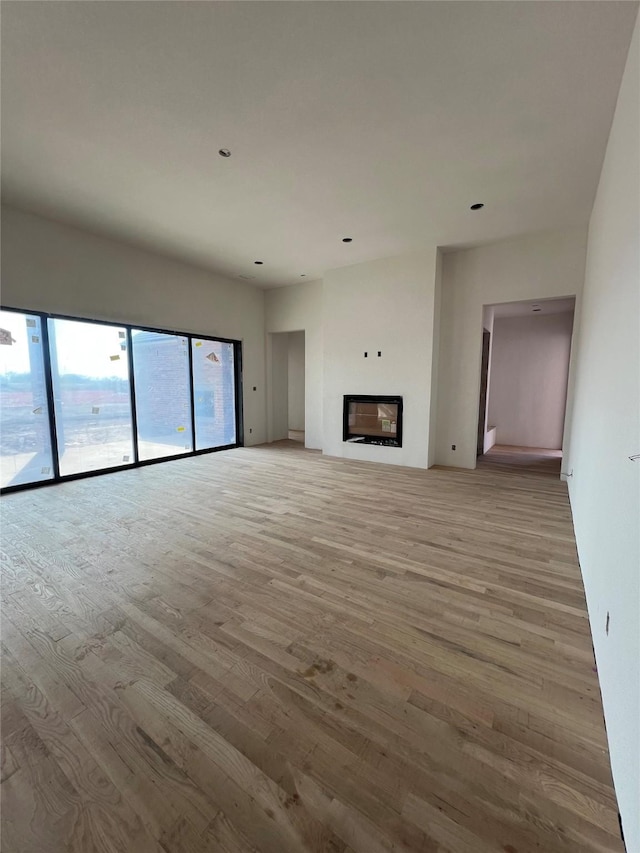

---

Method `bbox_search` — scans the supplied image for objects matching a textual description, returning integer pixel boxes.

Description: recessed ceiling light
[254,260,263,265]
[218,148,231,157]
[342,237,353,243]
[470,203,484,210]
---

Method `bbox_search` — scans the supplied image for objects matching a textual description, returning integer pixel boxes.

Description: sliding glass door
[0,310,54,488]
[192,338,237,450]
[48,318,134,476]
[0,309,242,491]
[0,308,242,492]
[131,329,193,460]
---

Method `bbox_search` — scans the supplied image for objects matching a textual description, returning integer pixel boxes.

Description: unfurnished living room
[1,2,638,852]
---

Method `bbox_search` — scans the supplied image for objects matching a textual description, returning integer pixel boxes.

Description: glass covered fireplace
[343,395,403,447]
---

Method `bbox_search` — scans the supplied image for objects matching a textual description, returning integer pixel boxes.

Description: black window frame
[0,306,244,494]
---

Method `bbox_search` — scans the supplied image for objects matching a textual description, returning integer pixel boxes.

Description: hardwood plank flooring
[0,442,622,852]
[478,445,564,478]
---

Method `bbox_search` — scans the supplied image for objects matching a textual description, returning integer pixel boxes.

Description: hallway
[478,445,564,478]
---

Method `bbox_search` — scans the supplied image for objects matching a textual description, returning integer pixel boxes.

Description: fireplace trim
[343,395,403,447]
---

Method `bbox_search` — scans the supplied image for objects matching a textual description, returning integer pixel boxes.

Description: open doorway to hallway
[286,331,305,442]
[477,296,575,470]
[268,330,306,444]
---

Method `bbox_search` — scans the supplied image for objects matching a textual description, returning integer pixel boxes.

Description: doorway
[287,331,305,442]
[477,297,575,468]
[477,329,491,456]
[267,330,305,444]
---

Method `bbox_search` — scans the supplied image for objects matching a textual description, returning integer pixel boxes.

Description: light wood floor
[479,445,564,478]
[1,443,622,853]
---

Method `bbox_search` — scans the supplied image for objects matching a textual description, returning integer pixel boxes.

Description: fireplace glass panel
[343,395,403,446]
[348,402,398,438]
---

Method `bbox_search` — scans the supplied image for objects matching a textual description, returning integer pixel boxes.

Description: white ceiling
[1,2,637,288]
[490,297,576,319]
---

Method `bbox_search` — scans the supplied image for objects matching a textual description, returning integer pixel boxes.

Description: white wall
[483,427,497,454]
[427,250,443,467]
[435,227,587,469]
[1,205,267,445]
[266,333,289,442]
[287,331,305,432]
[477,304,496,455]
[265,280,323,450]
[482,304,496,436]
[488,312,574,449]
[323,250,438,469]
[566,15,639,850]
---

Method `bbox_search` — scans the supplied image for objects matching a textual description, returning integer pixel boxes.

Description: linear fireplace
[343,395,403,447]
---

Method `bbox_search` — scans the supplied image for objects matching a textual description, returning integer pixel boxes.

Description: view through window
[192,338,237,450]
[132,330,193,461]
[0,309,241,490]
[49,318,134,476]
[0,310,54,488]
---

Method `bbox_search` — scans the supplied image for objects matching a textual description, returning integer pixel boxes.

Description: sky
[0,312,229,382]
[1,312,129,379]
